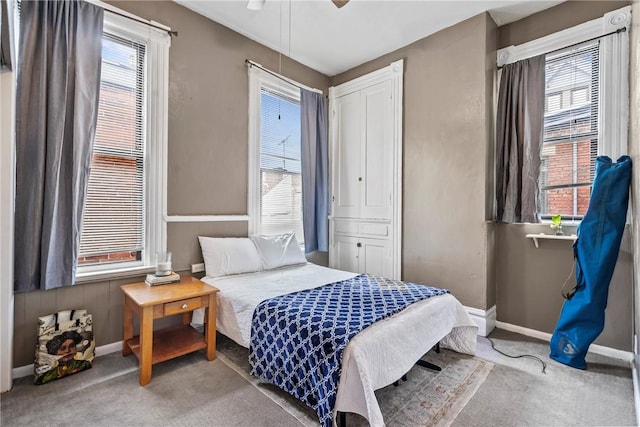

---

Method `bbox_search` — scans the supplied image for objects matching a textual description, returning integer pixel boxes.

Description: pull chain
[278,0,282,119]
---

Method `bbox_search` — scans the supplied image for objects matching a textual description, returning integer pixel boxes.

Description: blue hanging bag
[550,156,631,369]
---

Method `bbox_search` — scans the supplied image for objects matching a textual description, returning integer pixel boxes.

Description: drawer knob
[182,303,188,309]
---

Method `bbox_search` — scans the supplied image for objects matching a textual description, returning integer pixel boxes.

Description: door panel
[331,234,360,274]
[360,238,391,277]
[332,92,361,218]
[361,81,393,219]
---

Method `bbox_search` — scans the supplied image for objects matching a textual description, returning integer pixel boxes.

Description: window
[76,12,169,278]
[259,89,303,240]
[539,43,598,220]
[78,34,145,267]
[497,6,629,223]
[248,68,304,244]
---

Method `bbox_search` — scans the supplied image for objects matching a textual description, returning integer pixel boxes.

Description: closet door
[329,59,403,279]
[332,91,361,218]
[360,80,393,220]
[359,238,391,277]
[332,234,360,273]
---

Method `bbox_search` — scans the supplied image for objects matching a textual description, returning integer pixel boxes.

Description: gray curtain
[495,54,545,223]
[300,89,329,253]
[1,0,11,70]
[14,0,103,292]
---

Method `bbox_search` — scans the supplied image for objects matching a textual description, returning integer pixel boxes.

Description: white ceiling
[174,0,564,76]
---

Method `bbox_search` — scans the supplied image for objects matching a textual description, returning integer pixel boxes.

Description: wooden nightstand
[121,276,219,386]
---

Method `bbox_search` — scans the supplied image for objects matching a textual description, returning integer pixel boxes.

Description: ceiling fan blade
[332,0,349,8]
[246,0,266,10]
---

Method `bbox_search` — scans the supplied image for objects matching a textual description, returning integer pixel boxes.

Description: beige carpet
[216,333,494,426]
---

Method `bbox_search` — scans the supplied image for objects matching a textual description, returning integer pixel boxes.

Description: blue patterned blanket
[249,274,449,427]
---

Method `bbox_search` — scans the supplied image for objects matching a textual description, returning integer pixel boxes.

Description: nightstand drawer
[164,297,203,316]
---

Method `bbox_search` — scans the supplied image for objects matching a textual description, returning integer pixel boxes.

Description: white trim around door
[0,70,15,392]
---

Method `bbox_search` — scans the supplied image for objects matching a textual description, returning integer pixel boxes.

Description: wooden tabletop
[121,276,218,307]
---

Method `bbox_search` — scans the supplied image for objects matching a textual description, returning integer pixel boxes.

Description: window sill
[526,233,577,248]
[75,265,155,284]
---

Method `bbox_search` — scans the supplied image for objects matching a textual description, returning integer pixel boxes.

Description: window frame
[75,11,169,282]
[247,66,302,237]
[496,6,630,224]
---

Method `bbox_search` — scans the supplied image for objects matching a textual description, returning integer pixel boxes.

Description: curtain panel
[495,55,545,223]
[1,0,11,70]
[14,0,103,292]
[300,89,329,253]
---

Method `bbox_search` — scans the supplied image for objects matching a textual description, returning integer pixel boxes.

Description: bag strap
[561,259,577,300]
[54,310,79,330]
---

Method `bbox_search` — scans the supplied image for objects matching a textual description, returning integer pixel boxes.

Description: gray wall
[12,0,329,368]
[331,13,498,311]
[494,1,633,352]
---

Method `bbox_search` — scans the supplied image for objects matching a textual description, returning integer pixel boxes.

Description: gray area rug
[215,333,494,426]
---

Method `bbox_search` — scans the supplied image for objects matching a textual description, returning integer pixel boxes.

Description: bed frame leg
[416,359,442,372]
[393,373,407,387]
[415,342,442,371]
[338,411,347,427]
[392,343,442,391]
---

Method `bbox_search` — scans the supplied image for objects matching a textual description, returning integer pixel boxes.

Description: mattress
[199,263,478,426]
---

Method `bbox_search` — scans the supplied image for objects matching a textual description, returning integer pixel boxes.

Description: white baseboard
[12,340,123,380]
[96,341,123,357]
[12,321,634,376]
[464,305,496,337]
[495,321,634,363]
[11,364,33,380]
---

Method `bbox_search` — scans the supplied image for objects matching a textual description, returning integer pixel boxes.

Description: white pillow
[251,232,307,270]
[198,236,263,278]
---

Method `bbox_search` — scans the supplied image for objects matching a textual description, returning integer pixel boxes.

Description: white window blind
[539,42,599,220]
[259,88,303,242]
[78,33,145,265]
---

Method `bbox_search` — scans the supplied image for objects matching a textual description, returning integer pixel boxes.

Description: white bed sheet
[199,263,478,427]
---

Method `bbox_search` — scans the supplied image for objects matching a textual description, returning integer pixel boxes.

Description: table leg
[182,311,192,326]
[205,294,216,361]
[122,296,133,357]
[139,305,154,386]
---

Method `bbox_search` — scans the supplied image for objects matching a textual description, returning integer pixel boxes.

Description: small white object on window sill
[526,233,577,249]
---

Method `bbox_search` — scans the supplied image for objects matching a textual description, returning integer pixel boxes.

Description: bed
[195,234,478,427]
